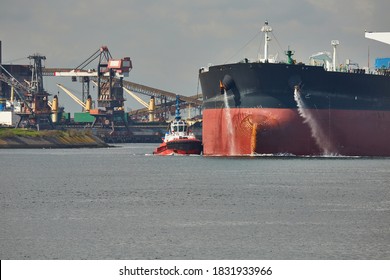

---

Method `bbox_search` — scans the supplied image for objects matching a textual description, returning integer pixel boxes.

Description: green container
[113,111,128,123]
[74,112,95,123]
[60,112,70,120]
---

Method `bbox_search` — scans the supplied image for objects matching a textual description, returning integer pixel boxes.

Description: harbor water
[1,144,389,259]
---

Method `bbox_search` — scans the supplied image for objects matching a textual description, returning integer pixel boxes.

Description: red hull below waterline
[202,108,390,156]
[153,139,203,155]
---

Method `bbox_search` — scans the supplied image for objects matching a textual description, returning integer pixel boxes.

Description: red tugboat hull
[153,139,203,155]
[153,96,203,156]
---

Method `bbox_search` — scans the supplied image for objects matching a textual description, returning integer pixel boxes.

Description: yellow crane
[123,87,155,121]
[56,84,92,112]
[123,87,149,107]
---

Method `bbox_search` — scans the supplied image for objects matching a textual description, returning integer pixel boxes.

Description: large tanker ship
[199,21,390,156]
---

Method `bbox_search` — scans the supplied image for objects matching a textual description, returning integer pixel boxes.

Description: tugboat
[153,96,202,155]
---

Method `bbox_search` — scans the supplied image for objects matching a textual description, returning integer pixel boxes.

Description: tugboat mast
[261,20,272,62]
[175,95,181,121]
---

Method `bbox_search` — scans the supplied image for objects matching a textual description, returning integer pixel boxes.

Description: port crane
[91,79,157,122]
[42,48,202,121]
[44,67,202,107]
[47,46,132,129]
[0,55,53,129]
[0,66,31,109]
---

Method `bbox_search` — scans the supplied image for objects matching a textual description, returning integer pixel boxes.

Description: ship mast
[261,21,272,62]
[331,40,339,71]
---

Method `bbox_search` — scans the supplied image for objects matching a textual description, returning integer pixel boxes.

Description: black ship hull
[199,62,390,156]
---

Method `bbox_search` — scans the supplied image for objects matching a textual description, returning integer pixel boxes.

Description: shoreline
[0,129,108,149]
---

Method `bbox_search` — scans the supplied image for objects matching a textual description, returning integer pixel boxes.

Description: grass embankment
[0,128,107,148]
[0,128,89,138]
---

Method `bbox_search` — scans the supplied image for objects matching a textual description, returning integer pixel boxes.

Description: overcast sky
[1,0,389,112]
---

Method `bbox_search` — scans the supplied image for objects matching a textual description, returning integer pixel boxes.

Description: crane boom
[0,65,33,112]
[123,87,149,108]
[53,69,126,78]
[56,84,87,109]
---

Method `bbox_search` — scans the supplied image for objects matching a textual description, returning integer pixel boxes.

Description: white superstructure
[365,32,390,45]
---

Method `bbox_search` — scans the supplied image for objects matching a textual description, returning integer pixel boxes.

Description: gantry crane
[51,46,132,130]
[41,45,202,123]
[43,64,202,121]
[92,79,156,122]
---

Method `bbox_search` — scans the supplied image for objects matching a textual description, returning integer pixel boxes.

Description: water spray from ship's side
[223,89,237,155]
[293,86,336,155]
